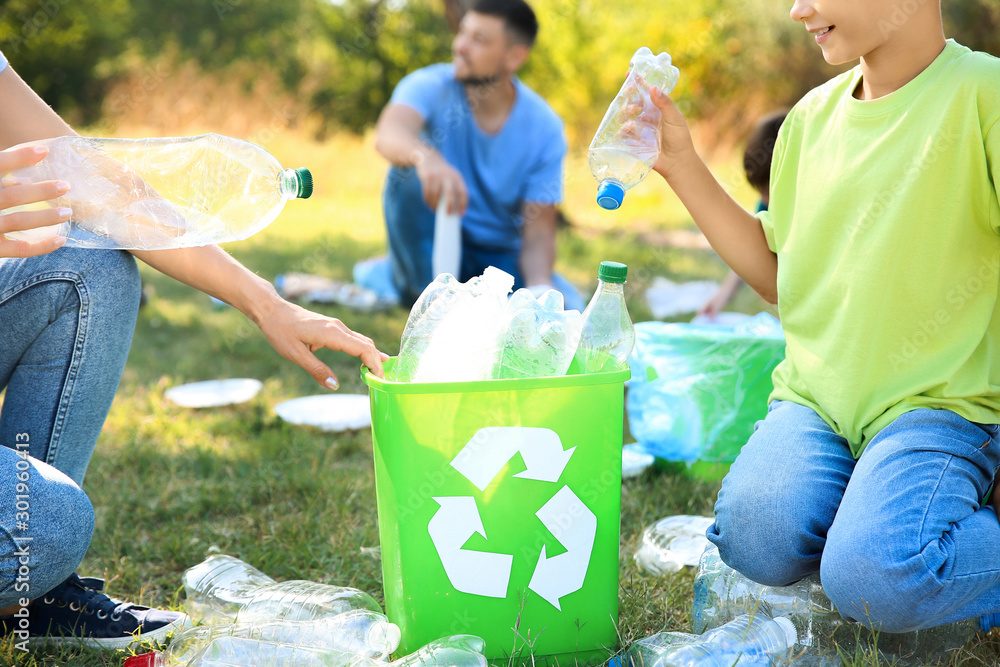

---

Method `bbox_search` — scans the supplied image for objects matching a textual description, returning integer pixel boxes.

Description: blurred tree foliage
[0,0,997,141]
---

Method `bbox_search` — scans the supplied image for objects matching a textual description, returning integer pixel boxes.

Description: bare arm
[374,103,468,214]
[0,62,386,380]
[650,88,778,304]
[519,202,557,288]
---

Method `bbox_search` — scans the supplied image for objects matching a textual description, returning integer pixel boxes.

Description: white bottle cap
[370,621,402,654]
[773,616,798,647]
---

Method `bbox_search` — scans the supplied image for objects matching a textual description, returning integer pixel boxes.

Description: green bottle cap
[598,261,628,283]
[294,168,313,199]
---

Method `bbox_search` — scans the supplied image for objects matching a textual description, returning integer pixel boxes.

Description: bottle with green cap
[2,133,312,250]
[573,260,636,373]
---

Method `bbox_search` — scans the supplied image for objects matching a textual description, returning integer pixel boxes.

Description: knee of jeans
[30,484,95,599]
[821,535,924,633]
[710,511,815,587]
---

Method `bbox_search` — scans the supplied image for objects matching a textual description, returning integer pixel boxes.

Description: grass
[1,130,996,666]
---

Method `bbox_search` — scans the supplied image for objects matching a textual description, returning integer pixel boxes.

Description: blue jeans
[0,247,140,606]
[383,166,583,311]
[708,400,1000,632]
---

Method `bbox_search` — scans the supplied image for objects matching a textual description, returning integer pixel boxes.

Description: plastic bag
[626,313,785,462]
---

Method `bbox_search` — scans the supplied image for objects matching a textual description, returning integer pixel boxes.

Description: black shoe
[0,573,192,649]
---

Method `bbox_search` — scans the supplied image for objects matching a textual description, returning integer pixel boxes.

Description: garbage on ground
[634,515,714,575]
[164,379,263,408]
[626,313,784,463]
[621,442,656,479]
[645,277,720,319]
[353,256,401,305]
[4,134,311,251]
[128,553,489,667]
[619,613,797,667]
[275,272,393,311]
[589,47,680,211]
[692,543,978,666]
[273,394,372,432]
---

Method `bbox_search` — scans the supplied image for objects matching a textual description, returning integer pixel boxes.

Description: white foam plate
[274,394,372,432]
[622,442,656,479]
[165,379,263,408]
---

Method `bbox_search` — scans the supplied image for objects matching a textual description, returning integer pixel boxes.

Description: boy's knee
[27,478,95,600]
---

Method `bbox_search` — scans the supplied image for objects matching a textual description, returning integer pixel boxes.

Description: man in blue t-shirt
[374,0,578,308]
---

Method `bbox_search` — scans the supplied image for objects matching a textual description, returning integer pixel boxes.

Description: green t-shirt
[761,40,1000,457]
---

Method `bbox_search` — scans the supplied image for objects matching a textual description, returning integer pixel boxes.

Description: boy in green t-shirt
[649,0,1000,632]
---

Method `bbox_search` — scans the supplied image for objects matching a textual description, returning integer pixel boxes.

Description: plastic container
[693,544,978,666]
[182,554,278,623]
[391,634,488,667]
[573,261,635,374]
[363,357,630,662]
[236,580,384,624]
[634,515,714,575]
[623,614,796,667]
[2,133,312,250]
[124,635,378,667]
[589,47,680,210]
[626,316,785,463]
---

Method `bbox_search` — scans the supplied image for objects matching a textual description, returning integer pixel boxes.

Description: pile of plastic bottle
[125,554,488,667]
[391,262,635,383]
[626,517,979,666]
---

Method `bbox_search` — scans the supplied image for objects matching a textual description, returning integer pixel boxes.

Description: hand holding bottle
[648,86,698,183]
[0,145,71,258]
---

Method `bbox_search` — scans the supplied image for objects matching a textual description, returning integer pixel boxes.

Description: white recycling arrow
[428,496,513,598]
[450,427,575,492]
[527,485,597,610]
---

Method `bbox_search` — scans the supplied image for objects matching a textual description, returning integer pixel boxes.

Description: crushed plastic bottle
[634,515,714,575]
[496,288,583,379]
[693,543,978,666]
[589,47,680,210]
[236,579,384,624]
[573,261,635,374]
[622,613,797,667]
[393,268,514,383]
[2,133,312,250]
[390,634,488,667]
[125,635,380,667]
[182,554,278,623]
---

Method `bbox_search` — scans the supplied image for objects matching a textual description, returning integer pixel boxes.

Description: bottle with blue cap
[2,133,312,250]
[589,47,680,211]
[572,261,635,374]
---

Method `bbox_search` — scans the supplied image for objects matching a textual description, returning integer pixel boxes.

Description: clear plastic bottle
[633,515,715,575]
[144,611,399,665]
[182,554,278,623]
[692,544,978,666]
[236,580,384,624]
[623,614,797,667]
[2,133,312,250]
[390,634,488,667]
[124,635,380,667]
[589,47,680,210]
[573,261,635,374]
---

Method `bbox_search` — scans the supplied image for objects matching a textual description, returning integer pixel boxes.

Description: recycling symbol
[427,427,597,610]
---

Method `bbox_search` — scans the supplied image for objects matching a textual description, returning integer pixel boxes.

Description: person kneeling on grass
[0,51,388,649]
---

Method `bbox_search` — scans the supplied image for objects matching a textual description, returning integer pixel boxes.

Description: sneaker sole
[29,612,194,650]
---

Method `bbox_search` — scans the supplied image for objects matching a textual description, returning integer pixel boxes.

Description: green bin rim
[362,357,630,394]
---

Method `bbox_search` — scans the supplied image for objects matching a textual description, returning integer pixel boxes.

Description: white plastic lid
[370,621,402,654]
[772,616,798,647]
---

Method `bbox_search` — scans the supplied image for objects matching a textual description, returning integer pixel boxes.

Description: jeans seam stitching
[0,271,84,306]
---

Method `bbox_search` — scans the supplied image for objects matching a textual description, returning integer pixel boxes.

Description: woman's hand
[255,298,389,387]
[0,145,72,258]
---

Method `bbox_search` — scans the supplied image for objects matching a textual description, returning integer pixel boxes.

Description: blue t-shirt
[390,63,566,251]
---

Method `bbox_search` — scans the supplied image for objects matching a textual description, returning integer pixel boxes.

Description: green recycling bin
[363,359,630,664]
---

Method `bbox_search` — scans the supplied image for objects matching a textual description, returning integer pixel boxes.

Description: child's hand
[649,86,698,182]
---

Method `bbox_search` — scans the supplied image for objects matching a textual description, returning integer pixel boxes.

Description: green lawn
[2,131,996,666]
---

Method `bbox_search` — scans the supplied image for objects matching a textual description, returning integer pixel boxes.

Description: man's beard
[457,73,501,88]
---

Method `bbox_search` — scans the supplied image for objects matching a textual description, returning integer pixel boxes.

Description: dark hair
[743,110,788,194]
[471,0,539,47]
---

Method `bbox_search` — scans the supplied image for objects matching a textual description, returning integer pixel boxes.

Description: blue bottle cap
[596,180,625,210]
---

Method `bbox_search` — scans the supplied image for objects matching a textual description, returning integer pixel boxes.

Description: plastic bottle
[124,635,379,667]
[235,579,384,623]
[634,515,714,575]
[390,634,488,667]
[2,133,312,250]
[692,544,978,666]
[572,261,635,374]
[623,614,797,667]
[589,47,680,210]
[182,554,278,623]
